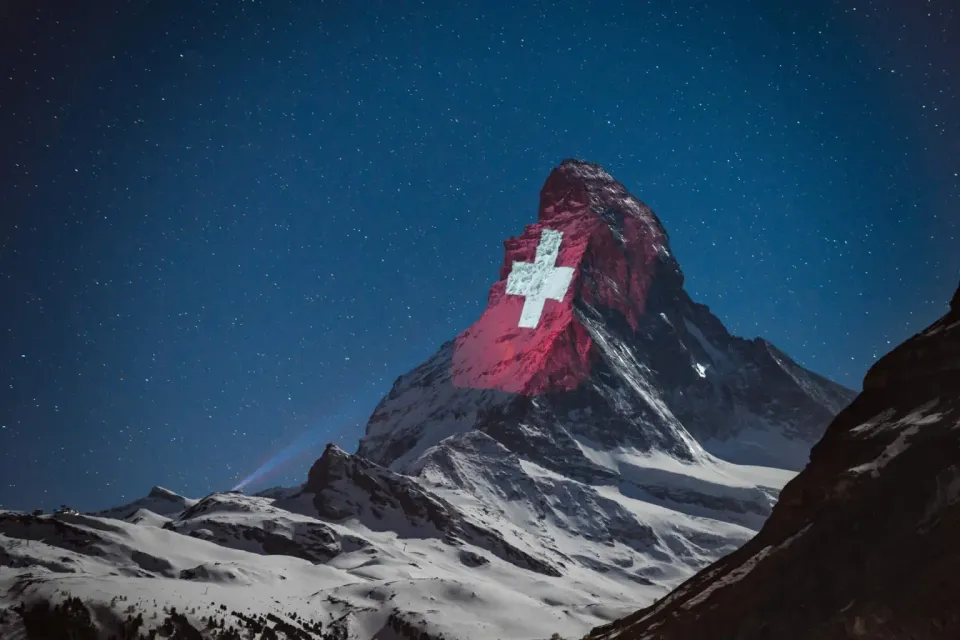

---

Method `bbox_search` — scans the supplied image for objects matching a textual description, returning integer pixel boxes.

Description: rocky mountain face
[585,281,960,640]
[303,443,563,576]
[0,160,858,640]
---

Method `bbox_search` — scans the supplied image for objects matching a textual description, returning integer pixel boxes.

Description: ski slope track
[0,160,854,640]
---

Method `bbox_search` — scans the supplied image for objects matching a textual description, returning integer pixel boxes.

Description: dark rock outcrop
[585,281,960,640]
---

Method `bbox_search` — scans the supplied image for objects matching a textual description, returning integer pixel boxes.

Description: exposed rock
[458,548,489,568]
[451,159,674,396]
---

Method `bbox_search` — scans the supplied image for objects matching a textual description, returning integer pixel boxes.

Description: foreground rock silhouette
[585,281,960,640]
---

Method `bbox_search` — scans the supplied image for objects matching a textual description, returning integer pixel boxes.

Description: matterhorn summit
[448,159,674,397]
[0,160,855,640]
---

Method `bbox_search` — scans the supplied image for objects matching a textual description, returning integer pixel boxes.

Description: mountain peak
[544,158,671,244]
[360,162,854,476]
[451,159,679,396]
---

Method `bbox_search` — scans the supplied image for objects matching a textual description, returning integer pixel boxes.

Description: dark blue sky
[1,0,957,511]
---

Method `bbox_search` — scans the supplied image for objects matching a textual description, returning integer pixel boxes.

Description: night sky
[1,0,957,511]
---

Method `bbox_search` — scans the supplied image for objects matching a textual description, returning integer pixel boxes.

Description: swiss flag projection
[451,159,666,396]
[452,223,592,395]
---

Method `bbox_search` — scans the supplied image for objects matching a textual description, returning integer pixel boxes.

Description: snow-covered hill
[0,483,669,640]
[0,160,854,639]
[0,443,792,640]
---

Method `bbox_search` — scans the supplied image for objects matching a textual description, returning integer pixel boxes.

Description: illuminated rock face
[452,159,672,395]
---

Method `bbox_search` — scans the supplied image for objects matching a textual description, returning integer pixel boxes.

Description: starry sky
[1,0,957,511]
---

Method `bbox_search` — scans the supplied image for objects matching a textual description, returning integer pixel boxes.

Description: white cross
[505,229,574,329]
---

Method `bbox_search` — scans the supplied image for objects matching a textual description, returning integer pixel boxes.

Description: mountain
[0,159,855,640]
[93,485,199,526]
[584,280,960,640]
[360,159,853,475]
[355,159,853,582]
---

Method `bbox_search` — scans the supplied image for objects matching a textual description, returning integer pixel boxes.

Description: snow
[701,422,817,471]
[849,408,899,435]
[414,431,793,604]
[93,486,198,521]
[571,439,786,489]
[359,343,515,471]
[0,499,629,640]
[851,402,943,477]
[14,451,763,640]
[123,508,172,528]
[683,318,729,369]
[581,311,707,460]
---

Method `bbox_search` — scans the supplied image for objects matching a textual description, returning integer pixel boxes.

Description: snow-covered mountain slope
[584,281,960,640]
[0,483,659,640]
[0,442,795,640]
[0,160,855,639]
[93,485,199,524]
